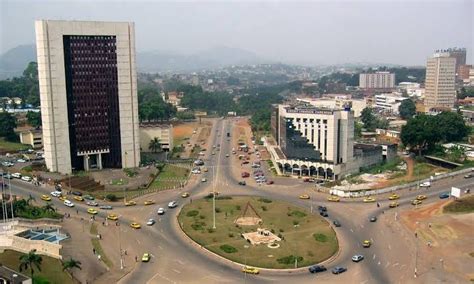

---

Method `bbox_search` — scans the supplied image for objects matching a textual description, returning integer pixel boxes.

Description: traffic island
[178,196,338,269]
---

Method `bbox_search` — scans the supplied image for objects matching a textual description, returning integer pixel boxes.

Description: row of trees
[360,107,389,132]
[0,62,40,107]
[138,87,176,122]
[20,248,81,280]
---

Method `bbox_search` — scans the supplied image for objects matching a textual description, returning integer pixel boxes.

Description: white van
[11,173,22,179]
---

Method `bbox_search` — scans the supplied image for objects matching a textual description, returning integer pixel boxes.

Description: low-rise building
[19,130,43,149]
[374,93,408,114]
[461,109,474,126]
[139,124,173,152]
[0,265,32,284]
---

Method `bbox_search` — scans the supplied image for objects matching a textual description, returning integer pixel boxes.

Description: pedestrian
[428,223,432,228]
[377,203,380,208]
[102,221,105,226]
[135,256,138,262]
[99,234,102,240]
[98,254,101,261]
[93,248,96,254]
[415,232,418,238]
[124,249,127,255]
[76,209,79,214]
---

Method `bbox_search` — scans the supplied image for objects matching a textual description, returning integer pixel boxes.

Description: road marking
[158,245,163,250]
[172,269,181,274]
[371,238,374,243]
[360,224,364,228]
[175,259,185,265]
[350,228,354,233]
[136,239,141,245]
[393,262,399,267]
[147,272,176,284]
[388,244,392,250]
[385,261,390,268]
[378,261,381,265]
[373,254,376,260]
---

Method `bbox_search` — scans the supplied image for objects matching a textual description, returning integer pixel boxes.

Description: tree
[401,114,437,155]
[42,203,56,213]
[62,258,82,277]
[436,111,469,142]
[398,99,416,119]
[19,249,43,279]
[148,137,162,153]
[26,194,35,206]
[27,111,42,128]
[360,107,377,131]
[0,112,17,141]
[176,111,196,120]
[446,145,466,162]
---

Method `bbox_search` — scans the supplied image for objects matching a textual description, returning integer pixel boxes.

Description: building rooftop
[0,265,30,283]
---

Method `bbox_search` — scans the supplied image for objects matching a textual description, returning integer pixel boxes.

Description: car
[242,161,249,165]
[266,180,274,185]
[130,222,141,229]
[225,154,229,157]
[125,201,136,206]
[201,178,207,182]
[168,201,177,208]
[157,208,165,215]
[21,176,32,182]
[40,195,51,201]
[144,200,155,205]
[181,192,190,198]
[352,255,364,262]
[59,196,67,201]
[84,195,95,200]
[318,206,327,212]
[411,199,422,205]
[362,240,371,248]
[191,169,201,174]
[11,173,22,179]
[141,253,151,262]
[100,205,113,210]
[308,265,327,273]
[388,194,399,200]
[333,220,341,227]
[107,214,118,221]
[363,196,376,203]
[241,266,259,274]
[299,194,310,199]
[211,152,216,155]
[3,174,12,179]
[146,219,156,226]
[331,266,347,274]
[73,196,84,202]
[419,181,431,187]
[416,195,427,200]
[72,191,82,196]
[320,211,328,217]
[327,196,340,202]
[369,216,377,222]
[86,201,98,206]
[64,200,74,207]
[51,191,62,197]
[389,201,399,208]
[464,173,474,179]
[202,167,208,172]
[87,208,98,215]
[439,192,450,199]
[17,159,26,163]
[241,172,250,178]
[238,181,246,186]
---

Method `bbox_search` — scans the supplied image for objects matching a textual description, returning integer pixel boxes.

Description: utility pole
[212,165,216,229]
[7,173,13,221]
[118,225,124,269]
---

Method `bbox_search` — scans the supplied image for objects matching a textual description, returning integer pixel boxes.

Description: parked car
[241,266,259,275]
[320,211,328,217]
[11,173,21,179]
[439,192,450,199]
[352,255,364,262]
[266,180,274,185]
[241,172,250,178]
[21,176,32,182]
[168,201,177,208]
[464,173,474,179]
[419,181,431,187]
[333,220,341,227]
[50,191,62,197]
[72,191,83,196]
[331,267,347,274]
[86,201,98,206]
[308,265,327,274]
[238,181,246,186]
[318,206,327,212]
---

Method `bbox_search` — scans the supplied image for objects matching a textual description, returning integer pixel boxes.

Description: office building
[441,48,467,78]
[424,52,456,110]
[296,95,367,117]
[374,93,408,114]
[35,20,140,174]
[458,64,472,81]
[19,130,43,149]
[359,72,395,90]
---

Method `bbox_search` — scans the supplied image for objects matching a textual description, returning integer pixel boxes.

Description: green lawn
[90,223,113,268]
[0,138,30,152]
[0,250,73,284]
[150,164,189,190]
[178,196,338,269]
[444,195,474,214]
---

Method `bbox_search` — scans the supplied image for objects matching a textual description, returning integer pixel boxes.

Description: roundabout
[178,196,339,269]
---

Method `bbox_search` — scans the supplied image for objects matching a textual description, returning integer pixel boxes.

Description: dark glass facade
[280,118,321,162]
[63,35,122,170]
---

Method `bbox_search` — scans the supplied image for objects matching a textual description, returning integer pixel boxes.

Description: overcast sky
[0,0,472,66]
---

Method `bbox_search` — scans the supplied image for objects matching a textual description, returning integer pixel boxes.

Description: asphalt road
[6,117,474,284]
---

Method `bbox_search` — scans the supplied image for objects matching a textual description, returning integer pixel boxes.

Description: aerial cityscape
[0,1,473,283]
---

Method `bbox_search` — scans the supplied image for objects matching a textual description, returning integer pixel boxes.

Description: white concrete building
[359,72,395,89]
[424,52,456,109]
[374,93,408,114]
[35,20,140,174]
[296,96,366,117]
[139,124,173,152]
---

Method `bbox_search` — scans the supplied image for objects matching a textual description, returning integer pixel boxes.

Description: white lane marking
[360,224,364,228]
[385,261,390,268]
[147,272,176,284]
[158,245,163,250]
[393,262,399,267]
[388,244,392,250]
[378,261,381,265]
[373,254,376,260]
[172,269,181,274]
[136,238,141,245]
[350,228,354,233]
[175,259,185,265]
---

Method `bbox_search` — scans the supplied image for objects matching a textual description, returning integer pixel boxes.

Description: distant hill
[0,44,266,77]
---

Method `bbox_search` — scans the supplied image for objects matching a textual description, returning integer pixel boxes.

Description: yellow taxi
[363,240,371,248]
[125,201,136,206]
[144,200,155,206]
[363,196,376,203]
[73,196,84,202]
[59,195,67,201]
[389,201,399,208]
[299,194,310,199]
[130,222,141,229]
[327,196,340,202]
[107,214,118,221]
[411,199,422,205]
[388,194,399,200]
[40,195,51,201]
[416,195,427,200]
[87,208,98,215]
[141,253,151,262]
[181,192,190,198]
[242,266,259,274]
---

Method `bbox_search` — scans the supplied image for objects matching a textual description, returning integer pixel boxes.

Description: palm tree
[62,258,82,277]
[148,137,162,153]
[42,203,56,213]
[19,249,42,279]
[26,194,35,206]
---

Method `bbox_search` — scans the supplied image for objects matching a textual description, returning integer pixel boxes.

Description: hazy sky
[1,0,472,65]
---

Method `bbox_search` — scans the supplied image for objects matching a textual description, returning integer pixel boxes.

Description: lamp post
[414,221,419,278]
[118,224,124,269]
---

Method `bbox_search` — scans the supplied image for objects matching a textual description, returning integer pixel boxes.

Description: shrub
[228,233,234,238]
[261,206,267,211]
[236,205,241,210]
[199,215,205,219]
[215,208,221,213]
[186,210,199,217]
[313,233,328,242]
[279,229,284,232]
[220,244,238,253]
[216,196,232,200]
[207,228,215,233]
[270,229,275,234]
[105,194,118,202]
[307,251,314,257]
[276,255,303,265]
[293,220,299,226]
[289,210,307,218]
[191,222,205,231]
[258,198,272,203]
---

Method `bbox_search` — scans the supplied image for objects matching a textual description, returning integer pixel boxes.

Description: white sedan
[51,191,62,197]
[63,200,75,207]
[157,208,165,215]
[21,176,32,182]
[420,181,431,187]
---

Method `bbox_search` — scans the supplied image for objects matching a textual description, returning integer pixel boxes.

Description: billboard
[451,187,461,198]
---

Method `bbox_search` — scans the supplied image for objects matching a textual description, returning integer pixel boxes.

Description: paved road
[6,118,474,284]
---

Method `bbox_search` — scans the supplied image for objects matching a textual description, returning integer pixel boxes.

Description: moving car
[21,176,32,182]
[73,196,84,202]
[362,240,371,248]
[299,194,310,199]
[51,191,62,197]
[125,201,136,206]
[411,199,422,205]
[238,181,246,186]
[464,173,474,179]
[84,195,95,200]
[141,253,151,262]
[130,222,141,229]
[100,205,113,210]
[181,192,190,198]
[40,195,51,201]
[333,220,341,227]
[266,180,274,185]
[157,208,165,215]
[308,265,326,274]
[439,192,450,199]
[168,201,178,208]
[64,200,74,207]
[107,214,118,221]
[72,191,82,196]
[352,255,364,262]
[320,211,328,217]
[144,200,155,205]
[87,201,98,206]
[419,181,431,187]
[201,178,207,182]
[363,196,376,203]
[369,216,377,222]
[17,159,26,163]
[416,195,427,200]
[225,154,229,157]
[241,266,259,274]
[389,202,399,208]
[388,194,399,200]
[146,219,156,226]
[327,196,340,202]
[11,173,21,179]
[87,208,98,215]
[331,267,347,274]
